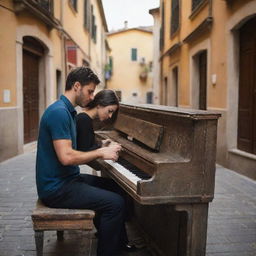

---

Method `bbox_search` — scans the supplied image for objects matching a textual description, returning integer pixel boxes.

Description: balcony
[14,0,59,29]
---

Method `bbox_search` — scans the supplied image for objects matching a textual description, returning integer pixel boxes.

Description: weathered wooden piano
[95,103,221,256]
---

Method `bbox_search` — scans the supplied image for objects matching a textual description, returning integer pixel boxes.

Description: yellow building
[107,26,153,104]
[0,0,108,161]
[158,0,256,179]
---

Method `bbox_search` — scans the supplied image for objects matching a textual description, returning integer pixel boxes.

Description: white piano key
[104,160,141,185]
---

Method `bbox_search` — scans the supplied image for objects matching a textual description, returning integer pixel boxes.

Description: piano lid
[120,103,221,120]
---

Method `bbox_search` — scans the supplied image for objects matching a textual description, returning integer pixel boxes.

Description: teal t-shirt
[36,95,79,199]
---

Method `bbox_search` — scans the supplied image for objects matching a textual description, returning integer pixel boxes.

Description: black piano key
[117,157,151,180]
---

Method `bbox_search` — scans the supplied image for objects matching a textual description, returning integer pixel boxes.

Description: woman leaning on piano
[76,89,118,152]
[75,89,137,254]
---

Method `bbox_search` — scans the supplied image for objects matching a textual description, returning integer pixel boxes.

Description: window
[160,2,165,50]
[91,15,97,43]
[171,0,180,36]
[91,5,97,43]
[109,56,113,73]
[192,0,204,11]
[84,0,90,30]
[70,0,77,11]
[146,91,153,104]
[35,0,53,14]
[131,48,137,61]
[67,46,77,65]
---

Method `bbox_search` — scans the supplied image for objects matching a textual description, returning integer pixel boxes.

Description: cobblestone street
[0,149,255,256]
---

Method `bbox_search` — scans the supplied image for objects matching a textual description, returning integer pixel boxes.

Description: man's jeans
[41,174,128,256]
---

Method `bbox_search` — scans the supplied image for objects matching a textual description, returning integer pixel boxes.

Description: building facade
[106,27,153,104]
[149,7,161,104]
[0,0,108,161]
[158,0,256,179]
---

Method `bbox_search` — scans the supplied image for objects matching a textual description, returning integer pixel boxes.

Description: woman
[76,89,137,253]
[76,89,119,152]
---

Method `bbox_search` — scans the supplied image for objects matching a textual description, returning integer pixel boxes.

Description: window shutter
[94,25,97,43]
[160,2,165,50]
[171,0,179,36]
[192,0,204,11]
[131,48,137,61]
[70,0,77,11]
[84,0,87,28]
[90,5,94,34]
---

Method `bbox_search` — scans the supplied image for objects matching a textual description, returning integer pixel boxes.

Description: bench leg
[34,230,44,256]
[57,230,64,241]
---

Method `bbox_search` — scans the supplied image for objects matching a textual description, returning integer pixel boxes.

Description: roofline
[149,7,160,15]
[108,27,152,36]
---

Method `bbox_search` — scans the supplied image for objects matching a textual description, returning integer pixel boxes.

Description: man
[36,67,124,256]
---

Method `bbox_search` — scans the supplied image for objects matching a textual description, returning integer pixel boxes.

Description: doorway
[172,66,179,107]
[191,49,208,110]
[198,51,207,110]
[23,37,44,144]
[237,17,256,154]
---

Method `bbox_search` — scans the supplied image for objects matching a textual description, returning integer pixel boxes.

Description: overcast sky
[101,0,160,31]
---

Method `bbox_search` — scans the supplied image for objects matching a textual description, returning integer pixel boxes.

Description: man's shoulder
[48,99,65,111]
[46,100,68,115]
[42,100,70,123]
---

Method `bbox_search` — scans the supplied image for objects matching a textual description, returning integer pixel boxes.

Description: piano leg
[175,203,209,256]
[133,202,209,256]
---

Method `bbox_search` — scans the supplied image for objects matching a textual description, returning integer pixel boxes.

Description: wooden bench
[31,200,95,256]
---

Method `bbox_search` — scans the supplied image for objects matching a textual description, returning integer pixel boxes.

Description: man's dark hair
[65,67,100,90]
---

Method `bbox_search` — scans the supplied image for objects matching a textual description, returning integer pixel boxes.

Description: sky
[101,0,160,31]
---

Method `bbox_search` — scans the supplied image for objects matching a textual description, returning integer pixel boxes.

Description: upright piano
[95,103,221,256]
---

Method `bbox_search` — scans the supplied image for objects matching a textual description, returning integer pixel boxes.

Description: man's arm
[53,139,121,166]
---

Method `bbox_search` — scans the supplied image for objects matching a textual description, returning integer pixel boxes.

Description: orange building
[157,0,256,179]
[0,0,109,161]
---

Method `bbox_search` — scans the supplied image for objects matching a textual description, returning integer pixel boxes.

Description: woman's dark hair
[65,67,100,90]
[86,89,119,109]
[87,90,119,123]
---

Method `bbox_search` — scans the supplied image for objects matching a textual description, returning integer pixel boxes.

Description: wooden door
[172,67,179,107]
[164,77,168,105]
[238,17,256,154]
[199,51,207,110]
[23,50,39,144]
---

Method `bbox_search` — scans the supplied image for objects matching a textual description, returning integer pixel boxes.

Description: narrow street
[0,148,255,256]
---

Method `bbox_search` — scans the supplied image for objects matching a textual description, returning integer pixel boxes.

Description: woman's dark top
[76,112,100,152]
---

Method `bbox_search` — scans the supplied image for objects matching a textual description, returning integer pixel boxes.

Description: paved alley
[0,150,255,256]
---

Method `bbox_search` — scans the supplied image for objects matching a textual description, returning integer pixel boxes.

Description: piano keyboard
[104,157,151,186]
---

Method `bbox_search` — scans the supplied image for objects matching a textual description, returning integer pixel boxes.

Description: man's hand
[98,143,122,161]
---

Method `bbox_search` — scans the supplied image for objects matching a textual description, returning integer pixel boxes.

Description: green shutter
[131,48,137,61]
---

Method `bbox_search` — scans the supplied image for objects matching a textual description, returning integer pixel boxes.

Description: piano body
[94,103,221,256]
